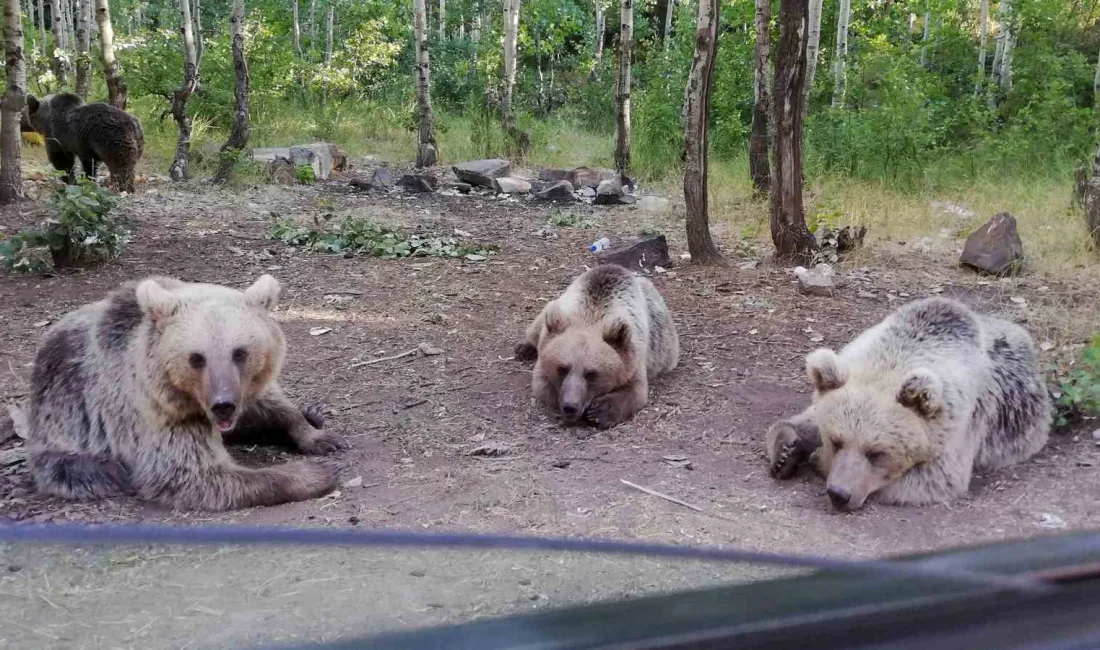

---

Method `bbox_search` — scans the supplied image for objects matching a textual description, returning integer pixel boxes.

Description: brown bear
[24,93,144,193]
[516,264,679,429]
[15,274,345,511]
[765,297,1051,511]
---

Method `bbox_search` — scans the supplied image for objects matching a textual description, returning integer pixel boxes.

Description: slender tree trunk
[413,0,437,167]
[325,4,332,62]
[292,0,301,55]
[308,0,315,50]
[976,0,988,95]
[614,0,632,174]
[771,0,815,260]
[501,0,519,130]
[193,0,203,66]
[593,3,604,76]
[803,0,821,112]
[662,0,674,50]
[683,0,722,264]
[1,0,24,204]
[438,0,445,40]
[36,0,44,56]
[214,0,249,184]
[749,0,771,195]
[919,7,930,67]
[831,0,849,107]
[49,0,65,83]
[168,0,197,181]
[998,0,1014,93]
[61,0,70,50]
[73,0,89,98]
[1094,45,1100,104]
[95,0,126,108]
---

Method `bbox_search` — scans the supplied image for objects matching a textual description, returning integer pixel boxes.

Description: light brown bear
[516,264,679,429]
[766,297,1051,511]
[15,275,344,511]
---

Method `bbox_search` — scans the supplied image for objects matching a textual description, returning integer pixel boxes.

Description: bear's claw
[297,431,347,455]
[301,403,326,429]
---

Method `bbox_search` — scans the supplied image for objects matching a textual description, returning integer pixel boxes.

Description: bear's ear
[244,274,280,311]
[135,278,179,321]
[543,304,568,338]
[896,368,945,419]
[26,95,38,113]
[806,349,848,394]
[603,320,632,352]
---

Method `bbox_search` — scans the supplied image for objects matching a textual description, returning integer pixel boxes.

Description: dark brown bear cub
[14,275,345,511]
[24,93,144,193]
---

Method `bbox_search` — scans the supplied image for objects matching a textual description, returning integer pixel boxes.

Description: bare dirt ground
[0,164,1098,649]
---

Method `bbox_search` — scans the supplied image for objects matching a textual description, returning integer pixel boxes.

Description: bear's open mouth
[214,415,239,433]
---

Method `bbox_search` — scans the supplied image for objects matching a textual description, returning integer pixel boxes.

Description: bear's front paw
[765,421,809,480]
[290,461,339,498]
[586,395,631,430]
[301,403,326,429]
[297,431,347,455]
[514,342,538,362]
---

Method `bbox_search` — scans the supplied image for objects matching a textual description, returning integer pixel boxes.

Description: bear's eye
[558,365,571,378]
[188,352,206,370]
[583,369,598,381]
[830,437,843,451]
[866,450,886,464]
[232,347,249,364]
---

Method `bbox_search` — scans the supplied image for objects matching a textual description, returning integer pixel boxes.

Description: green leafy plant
[2,179,126,274]
[548,209,595,228]
[296,164,316,183]
[1054,334,1100,426]
[268,214,497,259]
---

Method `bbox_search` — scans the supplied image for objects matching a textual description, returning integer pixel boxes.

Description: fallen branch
[619,479,703,512]
[349,348,418,369]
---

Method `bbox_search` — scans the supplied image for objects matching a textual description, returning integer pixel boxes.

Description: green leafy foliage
[1054,335,1100,426]
[548,209,595,228]
[268,214,498,260]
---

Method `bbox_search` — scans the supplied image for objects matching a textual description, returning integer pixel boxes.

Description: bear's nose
[826,486,851,509]
[561,404,579,417]
[211,401,237,420]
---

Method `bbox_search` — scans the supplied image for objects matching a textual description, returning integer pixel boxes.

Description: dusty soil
[0,165,1098,649]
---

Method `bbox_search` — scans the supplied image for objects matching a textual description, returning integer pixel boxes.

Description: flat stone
[535,180,575,201]
[594,179,635,205]
[596,235,672,271]
[570,166,617,190]
[960,212,1024,276]
[538,168,571,183]
[453,159,511,188]
[398,173,438,193]
[796,264,836,297]
[493,176,532,194]
[370,167,395,188]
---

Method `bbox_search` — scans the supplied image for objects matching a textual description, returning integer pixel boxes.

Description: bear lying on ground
[516,264,679,429]
[766,297,1051,511]
[14,274,344,511]
[24,93,144,193]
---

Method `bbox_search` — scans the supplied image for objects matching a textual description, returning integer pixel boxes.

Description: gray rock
[638,195,669,213]
[453,159,512,188]
[737,260,759,270]
[578,186,596,198]
[570,166,617,190]
[288,142,345,180]
[596,236,672,271]
[451,182,472,194]
[960,212,1024,276]
[538,168,571,183]
[594,179,636,205]
[535,180,575,201]
[371,167,395,187]
[398,173,438,193]
[796,264,836,297]
[493,176,532,194]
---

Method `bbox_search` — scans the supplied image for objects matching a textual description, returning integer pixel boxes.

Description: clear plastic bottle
[589,237,611,252]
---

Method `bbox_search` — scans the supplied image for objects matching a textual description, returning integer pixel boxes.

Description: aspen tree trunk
[413,0,437,167]
[662,0,674,50]
[831,0,849,107]
[214,0,249,184]
[95,0,126,108]
[749,0,770,195]
[49,0,65,83]
[772,0,816,260]
[292,0,301,54]
[919,8,930,67]
[73,0,89,98]
[193,0,203,65]
[438,0,445,39]
[169,0,197,181]
[614,0,632,174]
[682,0,722,264]
[37,0,44,56]
[803,0,821,111]
[308,0,315,50]
[976,0,988,95]
[502,0,519,131]
[1093,45,1100,104]
[998,0,1014,93]
[593,3,605,76]
[1,0,24,203]
[61,0,70,50]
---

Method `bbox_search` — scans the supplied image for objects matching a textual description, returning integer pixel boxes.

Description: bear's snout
[826,485,851,509]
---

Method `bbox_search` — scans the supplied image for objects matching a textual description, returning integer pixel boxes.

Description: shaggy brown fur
[18,275,344,511]
[25,93,145,193]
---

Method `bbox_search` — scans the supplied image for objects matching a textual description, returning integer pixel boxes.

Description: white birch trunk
[169,0,197,181]
[682,0,722,263]
[1094,45,1100,103]
[831,0,850,107]
[37,0,45,56]
[95,0,125,108]
[1,0,24,203]
[614,0,632,173]
[976,0,988,94]
[438,0,445,40]
[49,0,65,84]
[803,0,822,114]
[919,9,930,67]
[749,0,770,194]
[325,4,332,63]
[291,0,301,53]
[999,0,1014,93]
[594,3,605,74]
[662,0,674,51]
[73,0,89,98]
[308,0,316,50]
[214,0,249,184]
[413,0,437,166]
[193,0,202,66]
[502,0,519,131]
